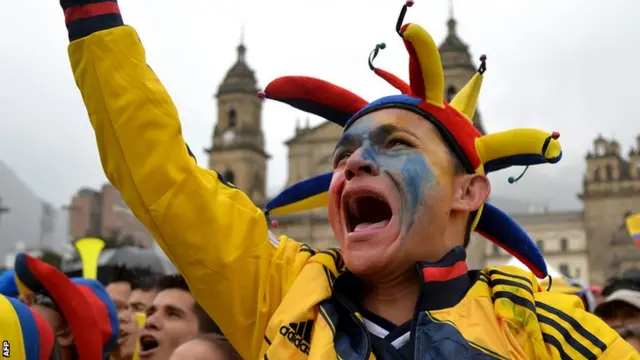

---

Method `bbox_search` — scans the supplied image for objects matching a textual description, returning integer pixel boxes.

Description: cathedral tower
[439,7,486,134]
[206,40,270,206]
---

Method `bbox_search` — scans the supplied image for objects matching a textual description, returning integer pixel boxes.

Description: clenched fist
[59,0,123,41]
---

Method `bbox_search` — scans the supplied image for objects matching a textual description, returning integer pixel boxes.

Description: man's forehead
[342,108,436,138]
[153,288,194,309]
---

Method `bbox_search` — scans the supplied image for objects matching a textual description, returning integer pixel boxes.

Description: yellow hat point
[451,55,487,121]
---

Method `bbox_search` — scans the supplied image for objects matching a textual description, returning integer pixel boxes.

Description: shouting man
[58,0,638,358]
[138,275,220,360]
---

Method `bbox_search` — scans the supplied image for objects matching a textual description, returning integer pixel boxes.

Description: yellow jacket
[67,25,638,359]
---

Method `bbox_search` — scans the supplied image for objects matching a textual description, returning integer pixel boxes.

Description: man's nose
[118,311,130,323]
[143,314,161,330]
[344,148,378,181]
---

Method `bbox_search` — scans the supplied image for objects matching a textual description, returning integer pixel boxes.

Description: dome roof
[217,43,258,97]
[438,18,475,71]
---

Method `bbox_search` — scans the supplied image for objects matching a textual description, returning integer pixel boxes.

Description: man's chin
[341,225,400,277]
[343,250,393,280]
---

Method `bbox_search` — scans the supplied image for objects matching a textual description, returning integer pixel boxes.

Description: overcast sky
[1,0,638,211]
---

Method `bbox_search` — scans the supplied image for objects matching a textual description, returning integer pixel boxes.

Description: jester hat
[13,253,119,359]
[260,1,562,279]
[0,294,56,360]
[0,270,19,297]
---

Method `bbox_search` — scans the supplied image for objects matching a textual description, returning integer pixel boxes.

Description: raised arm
[59,2,303,357]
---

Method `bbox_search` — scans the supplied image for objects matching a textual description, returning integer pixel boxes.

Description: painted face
[328,108,457,277]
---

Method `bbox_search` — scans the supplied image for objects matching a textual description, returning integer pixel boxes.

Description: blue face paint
[334,116,439,231]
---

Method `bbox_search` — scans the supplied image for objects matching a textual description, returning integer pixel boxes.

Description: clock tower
[206,40,270,206]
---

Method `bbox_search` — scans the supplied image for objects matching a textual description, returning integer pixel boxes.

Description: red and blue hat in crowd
[13,253,119,359]
[260,1,562,279]
[0,269,19,297]
[0,293,56,360]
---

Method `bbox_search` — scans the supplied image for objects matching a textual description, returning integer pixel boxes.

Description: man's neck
[360,270,421,326]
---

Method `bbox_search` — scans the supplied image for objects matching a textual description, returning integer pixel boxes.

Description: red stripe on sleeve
[64,2,120,24]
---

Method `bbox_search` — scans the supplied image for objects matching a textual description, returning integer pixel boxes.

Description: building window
[560,237,568,251]
[446,85,457,102]
[536,240,544,252]
[593,166,601,181]
[575,267,581,278]
[492,244,499,255]
[559,263,570,277]
[228,108,237,128]
[223,170,235,185]
[605,164,613,180]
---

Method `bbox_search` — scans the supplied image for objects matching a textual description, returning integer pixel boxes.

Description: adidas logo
[279,320,313,355]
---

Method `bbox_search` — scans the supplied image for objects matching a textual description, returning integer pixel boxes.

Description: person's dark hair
[194,301,222,334]
[450,151,475,248]
[155,274,189,292]
[154,274,221,334]
[195,333,242,360]
[107,265,138,286]
[131,274,159,291]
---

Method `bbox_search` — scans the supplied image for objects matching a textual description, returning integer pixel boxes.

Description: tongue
[354,219,389,232]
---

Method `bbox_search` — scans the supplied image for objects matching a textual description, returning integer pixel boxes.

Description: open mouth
[118,330,129,345]
[343,192,393,233]
[139,335,160,355]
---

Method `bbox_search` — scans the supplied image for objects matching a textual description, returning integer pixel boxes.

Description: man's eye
[386,138,411,149]
[333,152,351,167]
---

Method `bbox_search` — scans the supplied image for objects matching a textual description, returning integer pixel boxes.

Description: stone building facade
[579,135,640,285]
[484,211,589,283]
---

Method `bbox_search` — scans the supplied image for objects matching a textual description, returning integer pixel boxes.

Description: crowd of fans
[105,267,242,359]
[0,260,242,360]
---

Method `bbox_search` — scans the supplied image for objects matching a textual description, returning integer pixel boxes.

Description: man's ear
[451,173,491,212]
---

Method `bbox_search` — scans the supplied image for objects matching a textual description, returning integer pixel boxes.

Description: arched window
[446,85,457,102]
[560,237,568,251]
[223,169,235,185]
[605,164,613,180]
[228,108,237,128]
[593,166,601,181]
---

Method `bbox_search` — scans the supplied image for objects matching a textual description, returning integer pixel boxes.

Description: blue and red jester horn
[261,0,564,280]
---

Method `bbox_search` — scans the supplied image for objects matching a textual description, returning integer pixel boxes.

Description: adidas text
[279,321,313,355]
